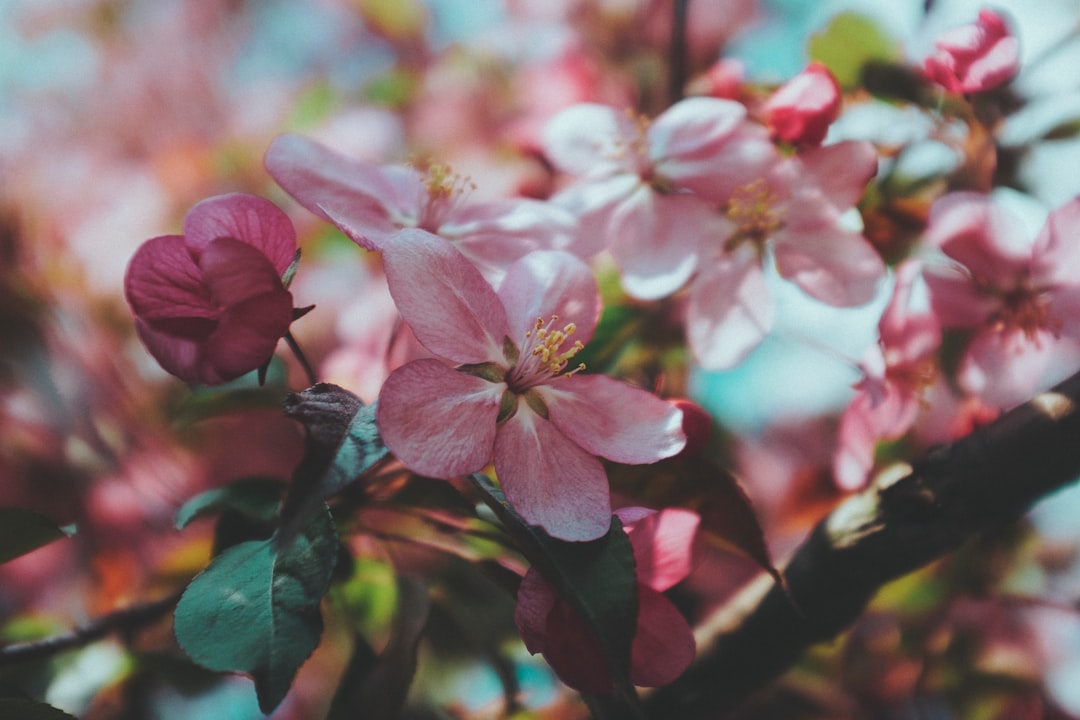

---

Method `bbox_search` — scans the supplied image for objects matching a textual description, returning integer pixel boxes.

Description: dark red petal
[183,193,298,277]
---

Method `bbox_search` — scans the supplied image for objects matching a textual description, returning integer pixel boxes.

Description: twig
[285,331,318,387]
[0,589,183,666]
[644,369,1080,718]
[668,0,690,106]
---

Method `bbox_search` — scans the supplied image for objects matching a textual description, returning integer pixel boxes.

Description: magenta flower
[834,261,941,490]
[124,193,298,385]
[375,230,686,541]
[923,9,1019,94]
[514,506,699,693]
[923,192,1080,407]
[762,62,842,147]
[264,133,575,282]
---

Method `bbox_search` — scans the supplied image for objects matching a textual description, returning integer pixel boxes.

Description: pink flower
[514,506,699,693]
[923,9,1019,94]
[264,133,575,282]
[762,62,841,147]
[375,230,686,541]
[687,141,886,368]
[923,192,1080,407]
[543,97,777,296]
[124,194,298,385]
[834,261,940,490]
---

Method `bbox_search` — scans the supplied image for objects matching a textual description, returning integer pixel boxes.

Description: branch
[0,589,182,666]
[645,369,1080,718]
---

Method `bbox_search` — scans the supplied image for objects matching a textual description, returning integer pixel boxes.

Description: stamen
[724,179,786,249]
[507,315,588,391]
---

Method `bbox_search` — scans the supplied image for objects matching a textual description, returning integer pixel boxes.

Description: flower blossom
[514,506,699,693]
[264,133,575,282]
[762,62,842,147]
[834,261,941,490]
[375,230,686,541]
[544,99,884,369]
[923,9,1019,94]
[124,194,300,385]
[923,192,1080,408]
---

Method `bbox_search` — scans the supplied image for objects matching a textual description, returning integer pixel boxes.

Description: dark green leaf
[173,506,338,713]
[0,699,77,719]
[0,508,70,565]
[469,475,641,712]
[327,577,430,720]
[174,477,287,529]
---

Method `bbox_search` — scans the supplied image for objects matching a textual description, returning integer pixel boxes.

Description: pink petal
[538,594,613,693]
[549,173,641,257]
[958,329,1058,409]
[762,63,841,146]
[182,194,297,277]
[609,188,713,300]
[924,192,1033,285]
[543,103,637,178]
[514,567,557,654]
[923,265,1000,328]
[381,229,511,365]
[615,507,700,592]
[1033,197,1080,286]
[647,96,747,164]
[132,320,208,383]
[536,374,686,464]
[662,123,778,202]
[785,141,878,209]
[687,249,773,369]
[628,585,696,688]
[377,358,505,477]
[773,224,884,306]
[833,392,880,491]
[494,407,611,541]
[125,235,216,326]
[265,134,399,250]
[498,250,601,347]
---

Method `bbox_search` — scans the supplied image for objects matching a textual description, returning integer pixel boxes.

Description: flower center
[411,159,475,232]
[986,281,1060,343]
[723,179,786,250]
[506,315,586,392]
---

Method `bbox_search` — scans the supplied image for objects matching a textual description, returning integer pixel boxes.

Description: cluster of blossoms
[120,4,1069,698]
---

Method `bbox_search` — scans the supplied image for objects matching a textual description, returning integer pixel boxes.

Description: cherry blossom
[762,62,841,147]
[834,261,941,490]
[923,191,1080,408]
[923,9,1019,95]
[264,133,575,282]
[375,230,686,541]
[514,506,699,693]
[124,194,299,385]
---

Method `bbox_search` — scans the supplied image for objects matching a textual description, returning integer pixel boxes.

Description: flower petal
[609,188,712,300]
[773,223,884,306]
[785,141,878,209]
[539,594,613,693]
[125,235,216,325]
[647,96,747,163]
[381,229,511,365]
[687,249,774,370]
[924,192,1033,285]
[1033,197,1080,287]
[377,359,505,477]
[958,329,1058,409]
[628,585,696,688]
[514,568,557,654]
[615,507,700,592]
[182,193,298,277]
[537,374,686,464]
[498,250,601,347]
[494,406,611,541]
[265,134,400,250]
[543,103,636,178]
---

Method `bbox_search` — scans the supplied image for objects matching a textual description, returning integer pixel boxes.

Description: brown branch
[645,369,1080,719]
[0,589,182,666]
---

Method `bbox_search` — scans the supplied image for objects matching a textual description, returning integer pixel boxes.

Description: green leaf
[175,477,287,530]
[469,475,641,712]
[0,699,77,719]
[808,12,900,88]
[173,506,339,713]
[0,508,70,565]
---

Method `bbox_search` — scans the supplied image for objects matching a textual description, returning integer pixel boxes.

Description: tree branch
[0,589,182,666]
[645,369,1080,718]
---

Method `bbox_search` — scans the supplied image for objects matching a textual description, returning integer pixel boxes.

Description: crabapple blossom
[923,192,1080,408]
[264,133,575,282]
[923,9,1019,95]
[375,230,686,541]
[124,193,299,385]
[834,261,940,490]
[762,62,841,147]
[513,506,699,693]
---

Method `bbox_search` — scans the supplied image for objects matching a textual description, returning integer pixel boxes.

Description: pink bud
[670,398,712,457]
[762,62,841,147]
[923,9,1019,94]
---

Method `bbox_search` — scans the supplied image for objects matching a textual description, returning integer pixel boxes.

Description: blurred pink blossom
[514,506,699,692]
[762,62,841,147]
[375,230,685,541]
[923,9,1019,94]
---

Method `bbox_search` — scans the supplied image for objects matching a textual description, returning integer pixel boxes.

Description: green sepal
[502,336,519,365]
[496,390,519,424]
[281,248,302,288]
[523,390,549,420]
[457,361,506,383]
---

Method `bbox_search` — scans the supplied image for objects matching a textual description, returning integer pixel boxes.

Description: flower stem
[285,331,318,387]
[669,0,689,105]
